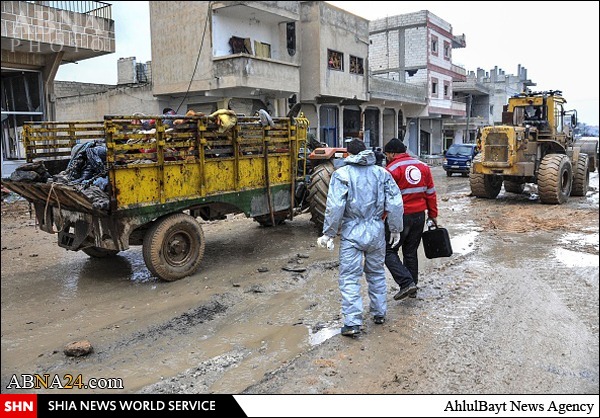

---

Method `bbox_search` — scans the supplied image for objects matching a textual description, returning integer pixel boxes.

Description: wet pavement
[1,166,598,394]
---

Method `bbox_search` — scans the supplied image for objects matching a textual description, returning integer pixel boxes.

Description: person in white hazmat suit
[317,139,404,336]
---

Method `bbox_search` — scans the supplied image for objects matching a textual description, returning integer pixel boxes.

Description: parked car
[442,143,479,177]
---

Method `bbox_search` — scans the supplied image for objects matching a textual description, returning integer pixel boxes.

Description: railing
[369,76,427,105]
[25,1,111,19]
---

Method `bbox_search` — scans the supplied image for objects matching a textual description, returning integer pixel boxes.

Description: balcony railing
[25,1,111,19]
[369,76,427,105]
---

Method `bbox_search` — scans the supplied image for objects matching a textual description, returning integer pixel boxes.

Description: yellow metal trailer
[2,113,309,281]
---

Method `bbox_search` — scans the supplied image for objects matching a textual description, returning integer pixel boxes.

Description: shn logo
[3,401,33,412]
[0,394,37,417]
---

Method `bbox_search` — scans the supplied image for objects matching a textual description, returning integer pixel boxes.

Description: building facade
[55,57,158,120]
[47,2,540,165]
[1,0,115,177]
[369,11,467,156]
[148,1,435,151]
[149,1,301,118]
[448,64,535,147]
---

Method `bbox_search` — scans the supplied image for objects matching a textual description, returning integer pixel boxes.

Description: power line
[176,1,211,113]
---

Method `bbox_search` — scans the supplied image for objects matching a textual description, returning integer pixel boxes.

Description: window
[431,35,438,56]
[431,78,438,96]
[286,22,296,56]
[1,69,44,160]
[444,81,450,98]
[349,56,364,75]
[327,49,343,71]
[443,41,451,60]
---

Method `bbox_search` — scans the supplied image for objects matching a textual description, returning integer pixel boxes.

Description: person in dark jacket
[383,138,438,300]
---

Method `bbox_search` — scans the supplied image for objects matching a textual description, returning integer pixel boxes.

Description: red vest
[386,154,438,218]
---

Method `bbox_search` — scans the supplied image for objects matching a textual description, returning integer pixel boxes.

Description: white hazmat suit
[322,150,404,327]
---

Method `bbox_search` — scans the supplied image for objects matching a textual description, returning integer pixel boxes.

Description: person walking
[383,138,438,301]
[317,139,404,337]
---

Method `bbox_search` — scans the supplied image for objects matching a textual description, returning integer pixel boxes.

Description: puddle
[308,326,339,345]
[559,232,599,250]
[554,248,599,268]
[450,231,478,255]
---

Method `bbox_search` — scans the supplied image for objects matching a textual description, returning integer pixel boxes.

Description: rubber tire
[446,171,453,177]
[82,247,119,258]
[503,180,525,194]
[538,154,572,204]
[577,141,598,172]
[470,173,502,199]
[307,161,335,231]
[253,210,288,227]
[570,153,589,197]
[142,213,205,281]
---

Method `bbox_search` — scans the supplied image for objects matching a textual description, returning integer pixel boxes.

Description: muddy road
[1,166,598,394]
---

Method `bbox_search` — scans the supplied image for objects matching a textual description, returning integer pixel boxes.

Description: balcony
[451,64,467,82]
[453,78,490,96]
[1,1,115,62]
[213,54,300,97]
[369,76,427,106]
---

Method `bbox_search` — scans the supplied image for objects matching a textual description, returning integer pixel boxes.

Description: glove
[317,235,335,251]
[389,232,401,248]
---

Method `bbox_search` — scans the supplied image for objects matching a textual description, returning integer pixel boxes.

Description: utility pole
[465,94,472,143]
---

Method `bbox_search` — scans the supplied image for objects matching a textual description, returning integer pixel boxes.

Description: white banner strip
[234,395,599,417]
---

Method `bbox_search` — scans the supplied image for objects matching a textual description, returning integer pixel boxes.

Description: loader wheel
[503,180,525,194]
[570,153,589,197]
[538,154,572,204]
[307,161,335,231]
[469,173,502,199]
[143,213,205,281]
[82,247,119,258]
[577,140,598,172]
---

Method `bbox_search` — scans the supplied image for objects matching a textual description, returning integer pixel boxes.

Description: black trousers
[385,211,426,287]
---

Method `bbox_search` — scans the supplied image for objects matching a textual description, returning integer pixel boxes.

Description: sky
[55,1,600,126]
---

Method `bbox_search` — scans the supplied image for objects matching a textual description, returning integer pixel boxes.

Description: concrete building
[47,2,539,164]
[55,56,159,120]
[298,1,369,146]
[148,1,433,150]
[369,11,467,156]
[1,0,115,177]
[299,2,427,150]
[149,1,301,118]
[448,64,535,147]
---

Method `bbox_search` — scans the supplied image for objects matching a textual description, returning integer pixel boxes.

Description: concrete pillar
[338,105,344,146]
[43,51,64,121]
[378,107,384,147]
[315,103,321,143]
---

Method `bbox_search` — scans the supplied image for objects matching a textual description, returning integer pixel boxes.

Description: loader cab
[508,91,575,138]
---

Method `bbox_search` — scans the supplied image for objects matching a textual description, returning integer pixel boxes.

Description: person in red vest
[383,138,438,300]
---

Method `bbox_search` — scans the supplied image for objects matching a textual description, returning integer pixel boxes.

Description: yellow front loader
[470,90,590,204]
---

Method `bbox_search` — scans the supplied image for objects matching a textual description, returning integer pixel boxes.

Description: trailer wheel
[538,154,572,204]
[82,247,120,258]
[253,210,289,227]
[503,180,525,194]
[570,153,589,197]
[143,213,205,281]
[307,161,335,231]
[469,173,502,199]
